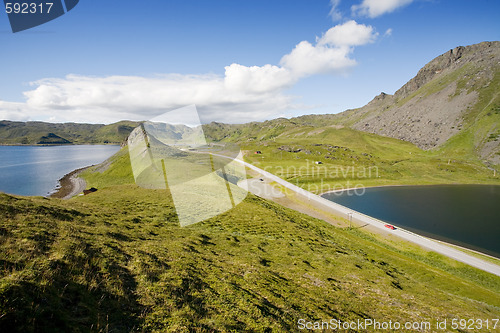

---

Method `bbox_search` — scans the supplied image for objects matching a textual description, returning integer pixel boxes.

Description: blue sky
[0,0,499,123]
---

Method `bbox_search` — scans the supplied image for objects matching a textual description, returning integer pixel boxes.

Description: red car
[384,224,396,230]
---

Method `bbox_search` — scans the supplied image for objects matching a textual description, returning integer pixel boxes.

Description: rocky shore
[50,167,89,199]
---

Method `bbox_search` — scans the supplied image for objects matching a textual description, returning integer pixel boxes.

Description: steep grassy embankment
[1,147,499,332]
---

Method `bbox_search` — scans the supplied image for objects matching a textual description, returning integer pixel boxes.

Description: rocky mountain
[333,41,500,165]
[203,42,499,168]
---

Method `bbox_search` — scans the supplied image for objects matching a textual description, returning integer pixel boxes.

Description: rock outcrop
[342,41,500,164]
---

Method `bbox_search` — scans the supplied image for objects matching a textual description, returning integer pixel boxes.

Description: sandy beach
[49,166,89,199]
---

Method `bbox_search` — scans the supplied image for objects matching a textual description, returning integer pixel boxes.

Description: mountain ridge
[209,41,499,166]
[324,41,500,165]
[0,120,140,145]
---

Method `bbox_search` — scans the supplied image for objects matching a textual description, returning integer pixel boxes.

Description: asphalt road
[214,153,500,277]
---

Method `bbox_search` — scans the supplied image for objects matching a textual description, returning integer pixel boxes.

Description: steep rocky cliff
[339,41,499,165]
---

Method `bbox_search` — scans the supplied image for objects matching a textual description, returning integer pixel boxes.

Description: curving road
[213,153,500,277]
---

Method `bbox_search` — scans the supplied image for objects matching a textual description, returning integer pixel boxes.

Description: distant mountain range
[1,42,498,166]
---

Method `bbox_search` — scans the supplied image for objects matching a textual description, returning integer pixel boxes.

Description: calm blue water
[322,185,500,258]
[0,145,120,197]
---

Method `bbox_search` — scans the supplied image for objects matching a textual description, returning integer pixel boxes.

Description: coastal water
[322,185,500,258]
[0,145,120,197]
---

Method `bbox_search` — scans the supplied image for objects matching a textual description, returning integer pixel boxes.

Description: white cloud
[224,21,376,92]
[281,21,376,77]
[329,0,343,21]
[2,21,377,124]
[318,20,377,47]
[384,28,393,36]
[26,74,223,111]
[19,74,294,124]
[281,41,357,77]
[352,0,413,18]
[0,101,31,121]
[224,63,295,93]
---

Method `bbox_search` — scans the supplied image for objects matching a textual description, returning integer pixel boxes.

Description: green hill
[200,119,499,192]
[1,147,499,332]
[295,41,500,168]
[237,126,500,193]
[0,120,140,145]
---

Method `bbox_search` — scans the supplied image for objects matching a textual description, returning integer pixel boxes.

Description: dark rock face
[394,42,498,99]
[37,133,72,144]
[344,41,500,164]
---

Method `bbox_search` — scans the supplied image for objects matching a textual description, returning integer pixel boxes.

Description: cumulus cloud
[281,41,355,77]
[225,21,376,92]
[2,21,377,124]
[26,74,224,111]
[318,20,377,47]
[224,64,295,93]
[281,21,376,77]
[19,74,294,124]
[352,0,414,18]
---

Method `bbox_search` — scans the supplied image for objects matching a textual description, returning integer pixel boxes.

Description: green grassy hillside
[437,70,500,164]
[205,124,500,192]
[0,120,140,145]
[1,147,499,332]
[205,42,499,169]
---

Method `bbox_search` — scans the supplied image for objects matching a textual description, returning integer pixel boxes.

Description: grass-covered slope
[437,70,500,165]
[0,120,140,145]
[1,148,499,332]
[213,125,499,192]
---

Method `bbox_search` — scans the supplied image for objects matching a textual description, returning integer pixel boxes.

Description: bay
[0,145,120,197]
[322,185,500,258]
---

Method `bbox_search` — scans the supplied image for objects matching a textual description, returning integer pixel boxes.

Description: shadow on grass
[0,249,143,332]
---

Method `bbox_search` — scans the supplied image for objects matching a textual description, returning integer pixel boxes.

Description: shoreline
[319,184,408,196]
[318,183,500,260]
[49,166,90,199]
[0,143,121,146]
[318,183,500,196]
[434,239,500,261]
